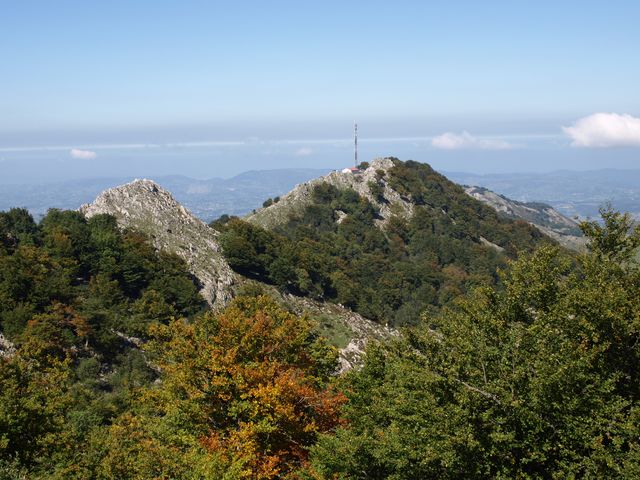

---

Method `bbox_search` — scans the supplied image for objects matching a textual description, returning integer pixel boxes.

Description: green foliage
[0,208,39,251]
[4,180,639,478]
[0,208,205,477]
[0,210,204,344]
[305,211,640,478]
[581,204,640,263]
[0,352,73,470]
[262,197,280,208]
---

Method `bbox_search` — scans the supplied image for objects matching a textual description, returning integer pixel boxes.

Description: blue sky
[1,1,639,182]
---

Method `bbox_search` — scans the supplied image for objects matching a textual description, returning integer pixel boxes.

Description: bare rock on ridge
[246,157,413,230]
[0,333,15,358]
[464,185,587,250]
[80,179,236,308]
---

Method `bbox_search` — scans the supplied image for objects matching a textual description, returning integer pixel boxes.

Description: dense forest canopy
[217,160,549,326]
[0,207,205,478]
[0,207,204,344]
[305,208,640,479]
[1,199,639,478]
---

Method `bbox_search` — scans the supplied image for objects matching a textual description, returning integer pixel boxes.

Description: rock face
[0,333,15,358]
[80,179,236,308]
[464,186,587,250]
[247,158,413,229]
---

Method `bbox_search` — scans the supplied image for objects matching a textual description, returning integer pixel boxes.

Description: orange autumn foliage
[141,295,346,479]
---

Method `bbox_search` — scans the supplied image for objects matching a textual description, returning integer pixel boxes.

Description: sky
[1,0,639,183]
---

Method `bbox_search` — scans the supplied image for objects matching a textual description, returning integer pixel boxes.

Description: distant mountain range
[2,165,639,223]
[0,169,328,222]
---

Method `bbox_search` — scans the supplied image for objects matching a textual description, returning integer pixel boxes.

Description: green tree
[0,350,74,470]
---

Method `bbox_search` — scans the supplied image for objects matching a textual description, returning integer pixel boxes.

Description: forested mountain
[220,158,552,325]
[307,210,640,479]
[77,177,393,370]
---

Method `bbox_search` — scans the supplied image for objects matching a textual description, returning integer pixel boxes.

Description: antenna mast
[354,122,358,168]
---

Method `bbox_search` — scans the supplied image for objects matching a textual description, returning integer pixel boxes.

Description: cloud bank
[563,113,640,148]
[431,131,511,150]
[295,147,313,156]
[70,148,97,159]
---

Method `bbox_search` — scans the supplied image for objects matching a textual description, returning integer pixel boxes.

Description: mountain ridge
[79,178,237,308]
[464,185,585,250]
[246,157,581,248]
[246,158,413,230]
[76,159,582,364]
[78,178,393,368]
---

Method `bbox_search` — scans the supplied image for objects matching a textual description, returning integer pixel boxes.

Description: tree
[0,347,73,470]
[0,208,39,251]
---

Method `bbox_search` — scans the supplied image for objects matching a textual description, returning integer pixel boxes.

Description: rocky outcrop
[0,333,15,358]
[80,179,236,309]
[279,293,397,373]
[246,158,413,229]
[464,186,587,250]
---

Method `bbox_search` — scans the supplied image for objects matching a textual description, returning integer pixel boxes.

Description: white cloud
[295,147,313,156]
[563,113,640,148]
[431,131,512,150]
[70,148,97,159]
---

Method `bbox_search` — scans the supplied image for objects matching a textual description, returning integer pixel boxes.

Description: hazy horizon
[2,1,639,183]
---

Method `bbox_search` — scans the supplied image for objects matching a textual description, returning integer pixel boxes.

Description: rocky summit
[464,185,586,250]
[246,157,413,229]
[80,179,236,308]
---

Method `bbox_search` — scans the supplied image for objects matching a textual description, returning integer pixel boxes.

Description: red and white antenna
[354,121,358,167]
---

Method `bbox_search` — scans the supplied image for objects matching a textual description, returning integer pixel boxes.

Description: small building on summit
[341,166,360,174]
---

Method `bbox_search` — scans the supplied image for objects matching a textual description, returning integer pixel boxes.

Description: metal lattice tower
[354,122,358,168]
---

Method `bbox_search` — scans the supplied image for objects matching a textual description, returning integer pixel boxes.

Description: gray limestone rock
[80,179,236,309]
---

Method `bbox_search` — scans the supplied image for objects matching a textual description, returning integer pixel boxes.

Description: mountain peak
[80,179,236,308]
[246,157,413,229]
[246,157,584,250]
